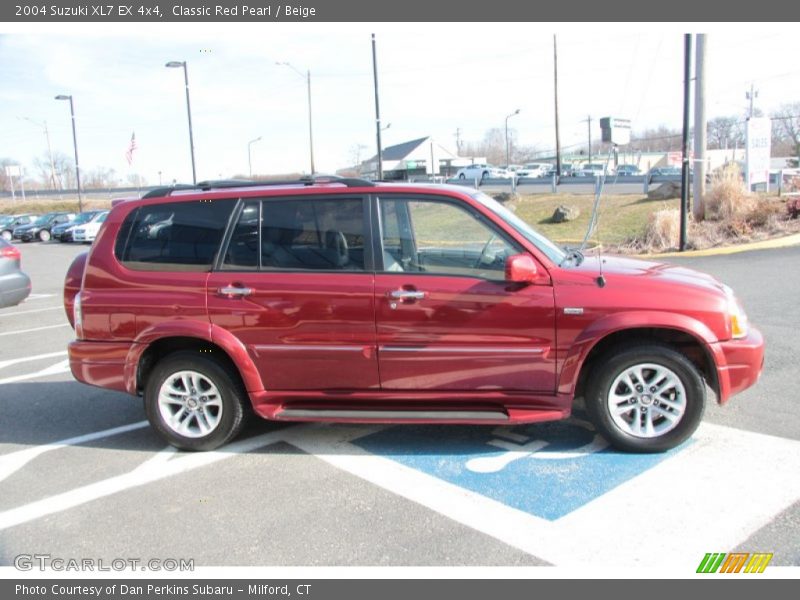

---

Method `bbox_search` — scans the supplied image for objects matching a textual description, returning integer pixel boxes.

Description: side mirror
[505,254,544,284]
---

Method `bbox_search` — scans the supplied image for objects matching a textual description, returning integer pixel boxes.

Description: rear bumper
[0,272,31,308]
[712,327,765,404]
[68,340,135,394]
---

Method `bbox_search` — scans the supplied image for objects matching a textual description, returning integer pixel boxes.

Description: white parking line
[0,324,69,337]
[0,426,296,532]
[0,359,70,385]
[0,421,149,484]
[25,294,55,301]
[0,351,67,371]
[0,306,63,318]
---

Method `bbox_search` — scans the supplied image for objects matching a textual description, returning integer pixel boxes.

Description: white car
[575,163,607,177]
[72,211,109,243]
[516,163,553,178]
[455,164,512,181]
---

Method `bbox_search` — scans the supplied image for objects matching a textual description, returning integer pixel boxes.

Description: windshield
[73,212,96,225]
[469,191,566,264]
[0,216,12,226]
[97,212,109,223]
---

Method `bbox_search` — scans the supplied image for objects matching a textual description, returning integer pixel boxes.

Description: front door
[374,196,556,391]
[207,197,379,391]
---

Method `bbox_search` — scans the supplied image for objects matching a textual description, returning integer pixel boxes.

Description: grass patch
[0,196,114,215]
[513,193,679,245]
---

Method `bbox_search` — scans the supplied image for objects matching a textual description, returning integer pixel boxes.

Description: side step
[277,408,509,421]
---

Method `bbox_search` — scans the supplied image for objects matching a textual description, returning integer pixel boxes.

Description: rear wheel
[585,343,705,453]
[144,351,250,451]
[38,229,51,242]
[0,230,10,241]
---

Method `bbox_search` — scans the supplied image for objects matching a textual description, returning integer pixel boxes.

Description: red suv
[64,178,764,452]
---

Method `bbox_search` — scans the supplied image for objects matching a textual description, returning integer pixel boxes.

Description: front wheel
[585,343,705,453]
[0,230,10,241]
[144,351,250,451]
[39,229,51,242]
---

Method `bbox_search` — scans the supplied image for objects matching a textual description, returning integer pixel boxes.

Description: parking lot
[1,241,799,569]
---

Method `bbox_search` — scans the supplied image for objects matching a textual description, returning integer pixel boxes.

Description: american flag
[125,132,137,165]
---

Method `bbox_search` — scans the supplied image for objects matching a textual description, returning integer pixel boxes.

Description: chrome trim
[254,344,367,352]
[218,286,253,297]
[563,307,584,315]
[388,290,426,300]
[380,346,546,354]
[279,409,508,420]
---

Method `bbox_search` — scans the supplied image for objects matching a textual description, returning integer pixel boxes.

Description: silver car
[0,238,31,308]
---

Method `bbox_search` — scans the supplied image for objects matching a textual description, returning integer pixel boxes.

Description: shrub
[643,207,680,251]
[703,163,756,221]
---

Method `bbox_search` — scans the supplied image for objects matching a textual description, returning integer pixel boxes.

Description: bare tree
[348,144,369,174]
[83,167,118,189]
[707,116,744,150]
[0,158,19,192]
[773,102,800,159]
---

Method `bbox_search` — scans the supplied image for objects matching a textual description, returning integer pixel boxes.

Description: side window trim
[212,197,247,271]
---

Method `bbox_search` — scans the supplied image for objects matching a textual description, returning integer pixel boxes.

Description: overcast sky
[1,23,799,185]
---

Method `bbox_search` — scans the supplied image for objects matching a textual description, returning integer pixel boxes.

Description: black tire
[458,173,465,179]
[39,229,51,242]
[0,230,10,241]
[584,343,705,453]
[481,171,489,182]
[144,351,250,451]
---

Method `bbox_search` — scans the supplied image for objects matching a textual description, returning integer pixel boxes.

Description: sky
[1,23,799,186]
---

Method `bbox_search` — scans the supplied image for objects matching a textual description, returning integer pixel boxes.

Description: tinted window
[222,198,366,271]
[379,197,518,279]
[115,200,235,271]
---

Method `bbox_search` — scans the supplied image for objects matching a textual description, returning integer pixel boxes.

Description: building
[359,136,478,181]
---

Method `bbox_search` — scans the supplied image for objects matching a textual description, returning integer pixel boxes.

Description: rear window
[114,200,235,271]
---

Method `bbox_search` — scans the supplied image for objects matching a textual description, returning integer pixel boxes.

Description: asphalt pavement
[0,241,798,571]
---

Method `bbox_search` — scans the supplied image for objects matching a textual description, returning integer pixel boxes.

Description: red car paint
[64,180,764,449]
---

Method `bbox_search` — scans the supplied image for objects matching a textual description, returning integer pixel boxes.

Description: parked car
[455,164,512,181]
[516,163,553,178]
[0,214,35,241]
[64,177,764,453]
[574,163,607,177]
[648,166,682,179]
[0,238,31,308]
[614,165,642,176]
[52,210,102,242]
[71,211,109,243]
[15,212,76,242]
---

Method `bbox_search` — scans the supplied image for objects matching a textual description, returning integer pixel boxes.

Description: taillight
[0,245,20,261]
[74,291,84,339]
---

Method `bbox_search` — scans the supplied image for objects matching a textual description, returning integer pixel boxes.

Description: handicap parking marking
[284,421,800,568]
[353,419,682,521]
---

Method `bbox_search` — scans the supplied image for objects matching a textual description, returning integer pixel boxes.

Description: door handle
[218,286,253,298]
[387,290,427,301]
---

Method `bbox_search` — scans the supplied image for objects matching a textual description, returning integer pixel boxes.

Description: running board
[277,408,509,421]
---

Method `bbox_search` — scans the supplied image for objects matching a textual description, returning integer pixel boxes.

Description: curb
[645,233,800,258]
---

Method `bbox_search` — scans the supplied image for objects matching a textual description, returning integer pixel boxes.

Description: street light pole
[371,33,384,181]
[54,94,83,212]
[276,62,316,175]
[165,61,197,184]
[248,136,262,177]
[505,109,520,167]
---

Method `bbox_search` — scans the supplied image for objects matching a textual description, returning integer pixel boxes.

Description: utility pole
[746,83,758,118]
[679,34,693,252]
[371,33,384,180]
[455,128,462,154]
[693,34,707,220]
[583,115,592,163]
[553,35,562,178]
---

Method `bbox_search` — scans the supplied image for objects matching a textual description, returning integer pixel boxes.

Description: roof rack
[140,175,375,199]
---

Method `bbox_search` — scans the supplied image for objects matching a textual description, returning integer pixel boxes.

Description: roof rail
[140,175,375,199]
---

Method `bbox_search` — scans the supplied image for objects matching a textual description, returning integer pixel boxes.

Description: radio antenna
[579,144,618,287]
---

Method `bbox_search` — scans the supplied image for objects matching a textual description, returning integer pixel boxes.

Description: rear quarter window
[114,200,235,271]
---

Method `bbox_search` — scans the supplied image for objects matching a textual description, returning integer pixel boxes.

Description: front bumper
[711,327,765,404]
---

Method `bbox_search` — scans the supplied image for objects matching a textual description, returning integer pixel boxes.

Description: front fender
[557,310,725,396]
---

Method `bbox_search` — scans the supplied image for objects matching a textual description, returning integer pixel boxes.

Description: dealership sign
[746,117,771,187]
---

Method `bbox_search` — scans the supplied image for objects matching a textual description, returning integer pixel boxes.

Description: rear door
[374,195,556,392]
[207,196,379,391]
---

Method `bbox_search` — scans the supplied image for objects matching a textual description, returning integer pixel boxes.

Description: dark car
[64,176,763,453]
[0,214,35,241]
[648,166,682,180]
[15,212,76,242]
[0,238,31,308]
[615,165,642,176]
[52,210,102,242]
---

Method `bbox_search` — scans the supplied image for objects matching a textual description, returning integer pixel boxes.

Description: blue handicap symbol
[353,419,686,520]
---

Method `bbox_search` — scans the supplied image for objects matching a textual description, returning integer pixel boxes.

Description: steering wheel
[474,233,497,268]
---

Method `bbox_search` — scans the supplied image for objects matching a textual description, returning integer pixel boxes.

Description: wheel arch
[565,322,721,405]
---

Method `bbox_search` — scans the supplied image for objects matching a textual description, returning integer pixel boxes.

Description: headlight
[724,286,749,339]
